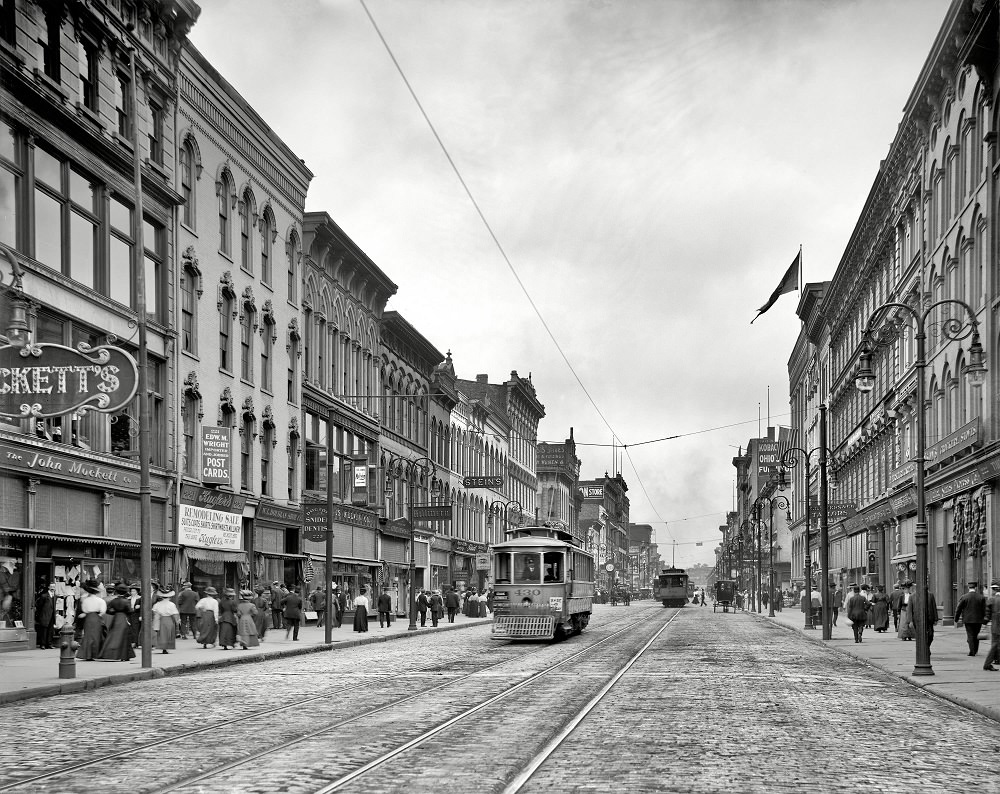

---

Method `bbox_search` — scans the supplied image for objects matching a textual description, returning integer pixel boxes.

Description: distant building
[536,429,582,540]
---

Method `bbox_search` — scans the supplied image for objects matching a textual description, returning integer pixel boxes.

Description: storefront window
[0,545,24,628]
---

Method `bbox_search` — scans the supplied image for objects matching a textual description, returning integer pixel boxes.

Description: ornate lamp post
[752,494,790,618]
[854,298,986,676]
[384,454,440,632]
[778,406,837,638]
[487,499,524,540]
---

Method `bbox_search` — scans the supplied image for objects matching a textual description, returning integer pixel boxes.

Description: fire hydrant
[58,624,78,679]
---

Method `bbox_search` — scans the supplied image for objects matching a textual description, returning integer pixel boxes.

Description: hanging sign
[0,342,138,418]
[201,426,232,485]
[352,457,369,505]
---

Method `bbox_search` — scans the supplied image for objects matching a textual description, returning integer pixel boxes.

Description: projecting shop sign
[201,426,232,485]
[177,484,246,551]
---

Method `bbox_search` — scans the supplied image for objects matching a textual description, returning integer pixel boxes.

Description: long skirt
[218,621,237,648]
[897,605,915,640]
[871,600,890,631]
[154,615,177,650]
[97,613,135,661]
[353,608,369,632]
[252,600,268,637]
[197,612,218,645]
[237,614,260,647]
[77,612,106,660]
[478,601,488,617]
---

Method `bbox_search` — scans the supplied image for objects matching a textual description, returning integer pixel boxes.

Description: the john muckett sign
[0,342,139,418]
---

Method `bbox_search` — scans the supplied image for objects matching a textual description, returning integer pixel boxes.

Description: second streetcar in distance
[653,567,690,607]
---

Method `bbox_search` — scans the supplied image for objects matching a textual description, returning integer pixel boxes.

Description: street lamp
[0,245,29,348]
[777,406,837,637]
[752,494,789,618]
[854,298,986,676]
[487,498,524,540]
[384,454,440,632]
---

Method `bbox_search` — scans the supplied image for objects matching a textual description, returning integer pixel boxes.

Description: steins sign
[0,342,139,418]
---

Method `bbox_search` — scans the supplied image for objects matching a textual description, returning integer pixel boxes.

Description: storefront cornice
[0,526,177,548]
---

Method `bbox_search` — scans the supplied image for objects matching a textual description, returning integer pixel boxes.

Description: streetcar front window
[543,552,564,583]
[513,552,541,584]
[495,553,511,584]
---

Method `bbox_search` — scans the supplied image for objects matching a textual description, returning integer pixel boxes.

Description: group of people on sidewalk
[953,580,1000,671]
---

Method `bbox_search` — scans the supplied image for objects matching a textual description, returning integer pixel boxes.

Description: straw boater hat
[223,587,236,598]
[239,589,253,599]
[156,587,175,599]
[204,586,219,596]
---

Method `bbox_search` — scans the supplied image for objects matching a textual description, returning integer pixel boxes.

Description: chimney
[476,374,488,384]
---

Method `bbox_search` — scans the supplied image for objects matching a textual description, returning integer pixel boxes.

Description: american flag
[304,558,315,583]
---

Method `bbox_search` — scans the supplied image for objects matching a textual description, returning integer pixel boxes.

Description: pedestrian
[34,584,56,649]
[195,586,219,648]
[151,586,179,654]
[861,584,874,628]
[417,590,429,627]
[236,590,259,649]
[831,584,843,627]
[310,586,327,629]
[478,590,489,617]
[954,582,987,657]
[888,582,904,630]
[330,583,343,628]
[429,589,443,627]
[76,579,107,660]
[97,584,135,661]
[353,587,370,633]
[846,584,869,643]
[982,581,1000,671]
[897,581,915,641]
[269,581,284,632]
[176,581,198,639]
[283,585,303,641]
[126,583,142,648]
[252,586,269,640]
[463,588,477,617]
[218,587,239,649]
[870,585,890,632]
[445,587,460,623]
[377,586,393,628]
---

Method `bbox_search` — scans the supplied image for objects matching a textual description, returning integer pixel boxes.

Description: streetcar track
[0,625,525,793]
[312,608,670,794]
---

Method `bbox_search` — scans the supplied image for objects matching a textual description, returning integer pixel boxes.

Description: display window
[0,543,24,628]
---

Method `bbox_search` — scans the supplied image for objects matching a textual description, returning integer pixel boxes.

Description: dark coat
[429,593,443,616]
[445,590,460,610]
[955,590,987,624]
[283,592,303,620]
[984,594,1000,636]
[176,588,199,614]
[376,592,393,613]
[417,593,429,614]
[846,593,869,623]
[888,588,905,612]
[34,592,55,626]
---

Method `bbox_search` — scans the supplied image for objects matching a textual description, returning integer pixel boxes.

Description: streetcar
[490,524,596,640]
[653,567,689,607]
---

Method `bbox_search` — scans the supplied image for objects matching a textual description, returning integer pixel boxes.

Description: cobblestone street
[2,605,998,793]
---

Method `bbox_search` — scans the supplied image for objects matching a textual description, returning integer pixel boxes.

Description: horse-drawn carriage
[713,580,736,612]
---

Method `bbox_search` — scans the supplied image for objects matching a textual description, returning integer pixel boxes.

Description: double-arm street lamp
[777,405,837,638]
[487,499,523,540]
[751,494,790,618]
[855,298,986,676]
[384,454,441,632]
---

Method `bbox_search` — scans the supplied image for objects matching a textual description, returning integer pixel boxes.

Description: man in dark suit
[982,582,1000,671]
[282,586,303,641]
[416,590,429,627]
[376,587,393,628]
[269,581,284,632]
[445,587,460,623]
[888,583,904,631]
[176,581,199,639]
[34,584,56,649]
[954,582,987,657]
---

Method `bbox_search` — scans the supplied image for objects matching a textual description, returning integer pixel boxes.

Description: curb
[0,619,491,706]
[755,612,1000,724]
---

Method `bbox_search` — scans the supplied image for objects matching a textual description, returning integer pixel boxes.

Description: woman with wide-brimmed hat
[76,580,107,660]
[97,584,135,661]
[126,583,142,649]
[152,587,179,654]
[251,586,268,640]
[217,587,239,649]
[235,589,260,649]
[195,586,219,648]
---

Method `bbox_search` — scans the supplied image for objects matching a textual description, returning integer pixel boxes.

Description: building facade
[579,472,630,591]
[536,429,582,540]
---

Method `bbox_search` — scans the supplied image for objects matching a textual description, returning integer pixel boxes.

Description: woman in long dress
[871,585,890,632]
[218,588,239,649]
[236,590,260,649]
[97,584,135,661]
[251,587,268,640]
[76,580,107,660]
[152,588,179,654]
[353,587,370,633]
[126,584,142,649]
[195,587,219,648]
[897,581,915,641]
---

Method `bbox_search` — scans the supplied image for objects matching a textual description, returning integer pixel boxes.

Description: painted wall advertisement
[177,484,246,551]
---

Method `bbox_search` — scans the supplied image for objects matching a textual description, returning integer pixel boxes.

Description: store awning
[0,526,177,549]
[306,552,379,566]
[181,547,248,563]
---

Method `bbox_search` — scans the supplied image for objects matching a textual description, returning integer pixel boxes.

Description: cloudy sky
[190,0,946,568]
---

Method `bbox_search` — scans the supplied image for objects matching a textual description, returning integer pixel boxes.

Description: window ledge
[75,102,104,132]
[33,69,68,103]
[113,131,134,151]
[145,157,169,181]
[180,221,197,236]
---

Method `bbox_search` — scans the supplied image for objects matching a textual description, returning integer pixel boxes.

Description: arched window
[260,208,274,284]
[287,230,299,303]
[240,189,253,272]
[180,143,195,228]
[260,301,275,393]
[219,274,236,372]
[240,289,256,383]
[218,171,233,256]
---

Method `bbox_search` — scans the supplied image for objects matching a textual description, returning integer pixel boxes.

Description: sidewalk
[0,614,493,706]
[749,605,1000,722]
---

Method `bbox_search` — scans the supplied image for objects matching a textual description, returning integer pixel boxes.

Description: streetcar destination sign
[462,475,503,489]
[0,342,138,418]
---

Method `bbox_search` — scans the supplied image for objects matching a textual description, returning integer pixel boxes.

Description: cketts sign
[0,343,138,418]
